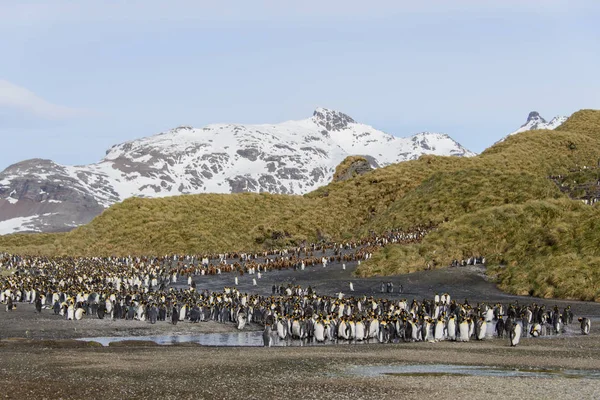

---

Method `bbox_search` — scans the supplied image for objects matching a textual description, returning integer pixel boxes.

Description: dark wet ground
[184,258,600,318]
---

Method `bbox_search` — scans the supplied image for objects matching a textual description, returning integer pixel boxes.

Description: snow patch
[0,216,42,235]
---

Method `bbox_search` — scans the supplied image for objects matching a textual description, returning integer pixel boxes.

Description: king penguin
[476,317,487,340]
[263,325,273,347]
[458,319,470,342]
[314,320,326,342]
[447,316,457,341]
[434,317,445,341]
[509,322,522,346]
[530,323,542,337]
[578,317,591,335]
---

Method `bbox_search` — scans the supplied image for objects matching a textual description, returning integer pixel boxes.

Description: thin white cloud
[0,80,87,119]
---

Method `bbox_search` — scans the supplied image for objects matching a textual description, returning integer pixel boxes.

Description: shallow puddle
[78,331,375,347]
[345,364,600,379]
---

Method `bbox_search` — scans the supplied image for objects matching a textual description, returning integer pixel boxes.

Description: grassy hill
[358,199,600,301]
[1,109,599,300]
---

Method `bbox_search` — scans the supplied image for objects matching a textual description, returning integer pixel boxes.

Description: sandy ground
[1,262,599,399]
[0,336,599,399]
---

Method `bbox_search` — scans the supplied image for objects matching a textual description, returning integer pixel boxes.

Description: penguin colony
[0,223,591,346]
[1,267,591,347]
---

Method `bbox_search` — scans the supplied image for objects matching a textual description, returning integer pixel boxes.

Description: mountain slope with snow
[0,108,474,234]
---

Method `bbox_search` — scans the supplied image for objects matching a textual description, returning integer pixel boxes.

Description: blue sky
[1,1,599,170]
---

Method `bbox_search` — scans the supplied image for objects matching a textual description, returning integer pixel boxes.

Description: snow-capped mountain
[506,111,568,138]
[0,108,475,234]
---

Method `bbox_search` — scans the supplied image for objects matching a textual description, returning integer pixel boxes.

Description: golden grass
[331,155,370,181]
[358,199,600,301]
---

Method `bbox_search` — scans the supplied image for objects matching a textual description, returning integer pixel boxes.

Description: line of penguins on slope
[0,226,441,320]
[0,225,432,309]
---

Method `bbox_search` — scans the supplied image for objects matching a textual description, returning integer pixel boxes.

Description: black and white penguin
[263,325,273,347]
[314,320,326,342]
[97,302,106,319]
[35,297,42,313]
[509,322,522,346]
[434,317,445,341]
[237,312,247,330]
[421,318,432,342]
[458,319,470,342]
[158,305,166,321]
[75,306,85,320]
[447,315,457,341]
[496,316,505,338]
[578,317,591,335]
[476,317,486,340]
[530,323,542,337]
[148,305,158,324]
[277,318,288,340]
[66,304,75,320]
[52,300,61,315]
[5,297,14,312]
[171,304,179,325]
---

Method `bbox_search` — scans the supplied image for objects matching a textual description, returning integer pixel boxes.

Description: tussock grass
[359,199,600,301]
[331,155,370,181]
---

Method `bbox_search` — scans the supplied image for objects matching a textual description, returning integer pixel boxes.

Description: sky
[1,0,599,170]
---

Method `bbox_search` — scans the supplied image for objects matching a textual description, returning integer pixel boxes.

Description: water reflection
[346,364,600,379]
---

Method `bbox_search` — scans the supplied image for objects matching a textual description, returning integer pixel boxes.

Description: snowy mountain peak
[0,109,475,234]
[312,108,356,131]
[502,111,569,141]
[526,111,546,123]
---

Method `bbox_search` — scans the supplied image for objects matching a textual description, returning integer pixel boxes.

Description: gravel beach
[1,263,599,399]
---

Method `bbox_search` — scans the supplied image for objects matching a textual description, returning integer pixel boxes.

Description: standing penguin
[52,300,61,315]
[447,316,457,341]
[171,304,179,325]
[234,276,238,286]
[237,312,247,330]
[496,316,505,338]
[476,318,487,340]
[263,325,273,347]
[434,317,445,341]
[314,320,326,342]
[35,297,42,313]
[75,306,85,320]
[349,282,354,292]
[66,304,75,320]
[148,305,158,324]
[421,318,432,342]
[578,317,591,335]
[277,318,288,340]
[97,302,106,319]
[458,319,470,342]
[509,322,522,346]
